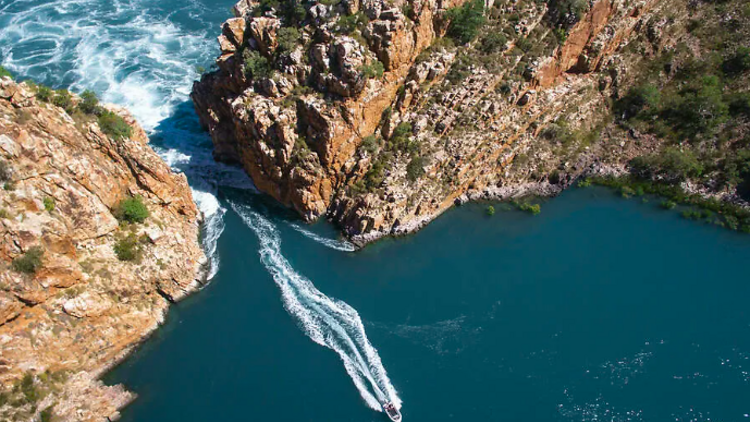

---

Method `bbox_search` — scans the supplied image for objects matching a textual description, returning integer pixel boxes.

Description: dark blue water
[106,187,750,422]
[3,1,750,421]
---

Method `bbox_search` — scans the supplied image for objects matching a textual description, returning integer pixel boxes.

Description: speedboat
[383,401,402,422]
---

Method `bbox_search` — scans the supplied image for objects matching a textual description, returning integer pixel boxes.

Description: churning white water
[0,0,228,278]
[231,201,401,411]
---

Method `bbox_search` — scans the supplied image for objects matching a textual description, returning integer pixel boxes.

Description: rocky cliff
[192,0,708,243]
[0,78,207,421]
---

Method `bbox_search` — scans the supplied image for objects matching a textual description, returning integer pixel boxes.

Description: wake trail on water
[230,201,401,411]
[289,224,357,252]
[1,3,400,409]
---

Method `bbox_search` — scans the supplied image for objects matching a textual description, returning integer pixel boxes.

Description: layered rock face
[0,79,206,421]
[193,0,672,242]
[193,0,470,220]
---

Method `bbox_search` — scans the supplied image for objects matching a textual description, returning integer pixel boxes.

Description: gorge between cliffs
[1,0,750,420]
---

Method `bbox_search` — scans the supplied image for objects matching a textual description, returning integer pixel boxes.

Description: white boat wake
[2,0,402,409]
[231,201,401,411]
[289,223,357,252]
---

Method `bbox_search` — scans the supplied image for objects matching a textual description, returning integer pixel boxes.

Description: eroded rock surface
[193,0,683,244]
[0,78,206,421]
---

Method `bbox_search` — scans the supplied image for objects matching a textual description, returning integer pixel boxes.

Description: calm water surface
[109,187,750,422]
[2,0,749,420]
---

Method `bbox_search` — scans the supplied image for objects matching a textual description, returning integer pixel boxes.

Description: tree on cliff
[446,0,487,45]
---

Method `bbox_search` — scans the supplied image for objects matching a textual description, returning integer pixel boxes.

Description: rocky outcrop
[192,0,470,220]
[0,78,206,421]
[193,0,677,243]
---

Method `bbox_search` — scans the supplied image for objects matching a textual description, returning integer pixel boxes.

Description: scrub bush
[361,60,385,79]
[446,0,486,44]
[12,246,44,274]
[406,156,426,181]
[98,110,133,140]
[243,49,272,79]
[78,90,100,114]
[114,233,141,262]
[114,196,149,223]
[43,197,55,212]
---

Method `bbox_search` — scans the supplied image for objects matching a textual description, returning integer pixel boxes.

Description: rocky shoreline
[192,0,682,246]
[0,77,207,422]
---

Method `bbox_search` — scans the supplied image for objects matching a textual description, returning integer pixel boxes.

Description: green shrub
[515,37,533,53]
[486,205,495,216]
[0,208,9,219]
[43,197,55,212]
[722,46,750,76]
[0,65,12,79]
[360,134,381,154]
[20,372,39,404]
[36,85,53,102]
[660,199,676,209]
[727,92,750,116]
[549,0,588,27]
[114,195,149,223]
[0,159,10,182]
[406,156,426,181]
[277,27,301,53]
[40,406,54,422]
[98,110,133,140]
[480,32,507,54]
[364,158,387,190]
[361,60,385,79]
[243,49,272,79]
[446,0,486,44]
[724,215,739,230]
[12,246,44,274]
[620,185,636,198]
[681,209,702,220]
[52,89,73,111]
[616,84,661,119]
[388,122,418,154]
[78,89,100,114]
[667,75,729,138]
[515,202,541,215]
[114,233,142,262]
[577,177,592,188]
[336,12,369,35]
[630,147,704,182]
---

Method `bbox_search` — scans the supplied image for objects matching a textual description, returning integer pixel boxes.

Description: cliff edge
[193,0,750,242]
[0,77,207,421]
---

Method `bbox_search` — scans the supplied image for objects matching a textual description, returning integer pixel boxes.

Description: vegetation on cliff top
[610,0,750,228]
[28,83,133,140]
[0,65,12,79]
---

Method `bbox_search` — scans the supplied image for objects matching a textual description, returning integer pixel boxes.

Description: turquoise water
[105,187,750,422]
[3,1,750,421]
